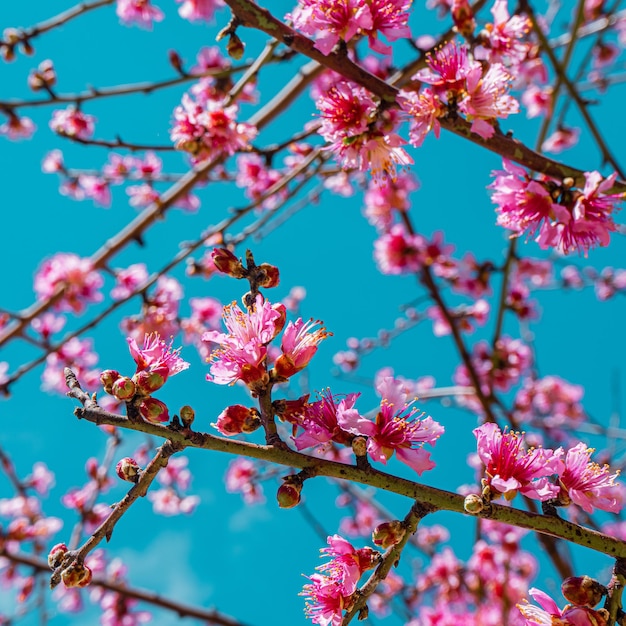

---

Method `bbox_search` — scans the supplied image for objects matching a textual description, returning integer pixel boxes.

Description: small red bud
[47,543,68,569]
[256,263,280,288]
[100,369,120,394]
[168,49,184,73]
[277,475,302,509]
[372,520,405,549]
[211,248,246,278]
[139,397,170,424]
[561,575,606,608]
[213,405,261,435]
[116,457,141,483]
[180,405,195,427]
[61,562,92,588]
[111,376,136,401]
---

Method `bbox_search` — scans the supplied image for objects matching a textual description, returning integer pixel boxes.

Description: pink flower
[225,457,264,504]
[116,0,164,29]
[558,442,623,513]
[49,107,95,139]
[473,422,563,501]
[111,263,149,300]
[374,224,426,274]
[31,312,66,340]
[274,318,330,378]
[521,84,552,119]
[365,0,412,53]
[170,93,257,163]
[290,0,373,55]
[147,488,199,515]
[127,332,189,378]
[103,152,134,183]
[0,114,36,140]
[518,588,608,625]
[202,295,286,387]
[42,149,64,173]
[363,171,418,231]
[301,573,349,626]
[477,0,531,65]
[34,253,103,314]
[400,88,444,147]
[541,126,580,153]
[127,183,160,208]
[176,0,224,21]
[78,175,111,208]
[339,376,444,474]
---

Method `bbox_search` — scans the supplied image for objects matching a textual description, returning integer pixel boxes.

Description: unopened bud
[227,33,245,60]
[351,436,368,458]
[61,562,92,588]
[111,376,136,401]
[213,404,261,435]
[116,457,141,483]
[277,475,302,508]
[561,575,606,608]
[100,369,120,394]
[3,28,20,46]
[20,39,34,56]
[256,263,280,288]
[134,366,168,394]
[464,493,485,514]
[47,543,68,569]
[372,520,405,549]
[139,397,170,424]
[212,248,246,278]
[168,49,184,74]
[180,405,195,427]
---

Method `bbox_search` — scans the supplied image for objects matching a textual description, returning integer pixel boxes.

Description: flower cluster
[301,535,380,626]
[401,40,519,144]
[473,422,623,513]
[518,586,608,626]
[490,160,622,255]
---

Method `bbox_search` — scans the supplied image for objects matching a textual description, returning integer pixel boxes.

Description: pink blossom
[147,488,199,515]
[127,332,189,377]
[116,0,164,29]
[477,0,531,65]
[365,0,412,53]
[374,224,426,274]
[301,573,349,626]
[34,253,103,314]
[111,263,149,300]
[31,313,66,340]
[176,0,224,21]
[49,107,95,139]
[339,376,444,474]
[190,46,230,75]
[274,318,329,378]
[290,0,374,55]
[42,149,64,173]
[541,126,580,153]
[0,114,36,140]
[78,175,111,208]
[25,462,55,496]
[224,457,264,504]
[363,171,418,231]
[518,588,608,625]
[203,295,286,387]
[473,422,563,501]
[127,183,160,208]
[131,151,162,178]
[102,152,134,183]
[521,84,552,119]
[558,442,622,513]
[170,93,257,163]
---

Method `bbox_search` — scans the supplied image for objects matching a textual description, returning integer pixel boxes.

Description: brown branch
[2,549,252,626]
[57,133,176,152]
[68,396,626,561]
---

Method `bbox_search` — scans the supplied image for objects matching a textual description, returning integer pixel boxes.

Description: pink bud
[111,376,136,401]
[213,405,261,436]
[134,365,168,394]
[372,520,405,549]
[257,263,280,288]
[100,369,120,394]
[139,397,170,424]
[212,248,246,278]
[116,457,141,483]
[47,543,68,569]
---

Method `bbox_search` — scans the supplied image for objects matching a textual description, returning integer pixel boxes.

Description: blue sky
[1,1,626,624]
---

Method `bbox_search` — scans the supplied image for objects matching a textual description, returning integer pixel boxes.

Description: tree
[1,0,626,624]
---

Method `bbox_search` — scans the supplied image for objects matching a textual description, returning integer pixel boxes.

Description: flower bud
[351,436,368,458]
[561,575,605,608]
[277,475,302,509]
[47,543,68,569]
[464,493,485,514]
[168,49,184,74]
[139,397,170,424]
[256,263,280,288]
[213,405,261,436]
[116,457,141,483]
[180,405,195,427]
[61,562,92,588]
[111,376,136,401]
[100,369,120,394]
[134,365,168,394]
[211,248,246,278]
[372,520,405,549]
[226,33,245,60]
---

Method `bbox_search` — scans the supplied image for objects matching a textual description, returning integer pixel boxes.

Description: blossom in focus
[474,422,563,501]
[34,253,103,314]
[49,107,95,139]
[558,442,623,513]
[128,332,189,378]
[202,295,286,387]
[274,318,330,378]
[339,376,444,474]
[517,587,608,626]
